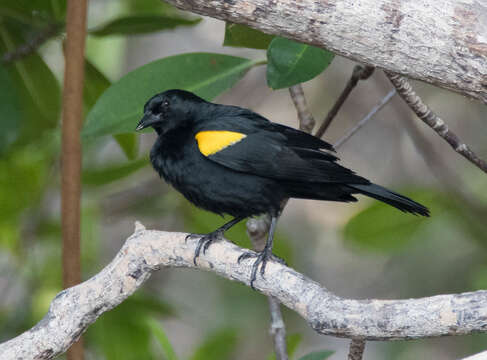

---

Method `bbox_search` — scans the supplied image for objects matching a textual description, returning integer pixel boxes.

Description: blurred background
[1,0,486,359]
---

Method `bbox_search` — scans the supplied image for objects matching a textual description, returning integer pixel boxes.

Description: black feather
[141,89,430,220]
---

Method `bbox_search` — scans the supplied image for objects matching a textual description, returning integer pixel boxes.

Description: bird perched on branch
[136,89,429,288]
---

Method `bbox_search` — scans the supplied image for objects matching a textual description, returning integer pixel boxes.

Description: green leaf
[83,53,259,140]
[190,328,238,360]
[84,59,111,111]
[223,23,274,49]
[0,64,21,154]
[343,190,434,252]
[267,333,302,360]
[82,157,148,186]
[298,350,334,360]
[266,37,334,89]
[0,24,61,146]
[147,319,179,360]
[84,60,139,159]
[90,15,201,37]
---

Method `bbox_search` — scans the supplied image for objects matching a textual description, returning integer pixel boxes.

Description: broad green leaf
[267,333,302,360]
[343,190,434,252]
[0,64,21,154]
[223,23,274,49]
[83,53,259,139]
[266,37,334,89]
[84,60,139,158]
[147,319,179,360]
[90,15,201,36]
[298,350,334,360]
[82,157,148,186]
[0,24,61,146]
[190,328,238,360]
[84,59,111,111]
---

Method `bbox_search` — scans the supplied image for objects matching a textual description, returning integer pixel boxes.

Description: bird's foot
[186,229,224,265]
[237,249,286,289]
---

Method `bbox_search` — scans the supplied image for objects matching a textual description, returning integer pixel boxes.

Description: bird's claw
[190,230,224,265]
[238,249,286,289]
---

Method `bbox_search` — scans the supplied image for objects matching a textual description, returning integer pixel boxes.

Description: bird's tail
[349,183,430,216]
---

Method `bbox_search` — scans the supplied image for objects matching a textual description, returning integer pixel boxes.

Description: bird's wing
[194,129,368,184]
[269,123,335,151]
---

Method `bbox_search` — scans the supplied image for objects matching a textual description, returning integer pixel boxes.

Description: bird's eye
[163,100,169,108]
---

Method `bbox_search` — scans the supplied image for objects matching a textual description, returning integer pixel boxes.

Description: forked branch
[1,223,486,359]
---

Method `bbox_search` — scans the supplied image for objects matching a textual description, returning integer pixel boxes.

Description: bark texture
[164,0,487,104]
[1,223,486,359]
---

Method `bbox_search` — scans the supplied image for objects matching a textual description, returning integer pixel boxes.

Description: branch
[386,73,487,174]
[268,296,288,360]
[2,224,487,359]
[315,65,375,138]
[462,350,487,360]
[348,339,366,360]
[1,23,62,64]
[289,84,315,133]
[247,217,288,360]
[334,89,396,149]
[61,1,88,358]
[164,0,487,104]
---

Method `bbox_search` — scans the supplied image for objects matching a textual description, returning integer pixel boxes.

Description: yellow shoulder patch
[195,130,247,156]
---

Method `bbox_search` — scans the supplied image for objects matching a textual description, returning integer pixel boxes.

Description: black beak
[136,113,161,131]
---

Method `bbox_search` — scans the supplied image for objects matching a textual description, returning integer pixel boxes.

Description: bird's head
[136,89,206,134]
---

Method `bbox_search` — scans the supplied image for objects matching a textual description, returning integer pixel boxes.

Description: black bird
[136,89,429,287]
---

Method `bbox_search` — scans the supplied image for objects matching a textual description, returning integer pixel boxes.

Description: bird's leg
[187,216,245,265]
[238,216,284,289]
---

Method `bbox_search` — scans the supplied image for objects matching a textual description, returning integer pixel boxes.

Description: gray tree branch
[164,0,487,104]
[1,223,487,359]
[348,339,366,360]
[386,72,487,174]
[247,216,289,360]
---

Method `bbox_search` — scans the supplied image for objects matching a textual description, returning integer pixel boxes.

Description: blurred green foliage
[1,0,486,358]
[148,318,180,360]
[343,190,435,252]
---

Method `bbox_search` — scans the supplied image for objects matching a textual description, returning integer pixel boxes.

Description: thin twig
[1,23,63,64]
[245,85,316,360]
[315,65,375,138]
[289,84,315,133]
[399,106,480,207]
[386,72,487,174]
[334,89,396,149]
[247,217,288,360]
[348,339,366,360]
[61,0,88,359]
[268,296,288,360]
